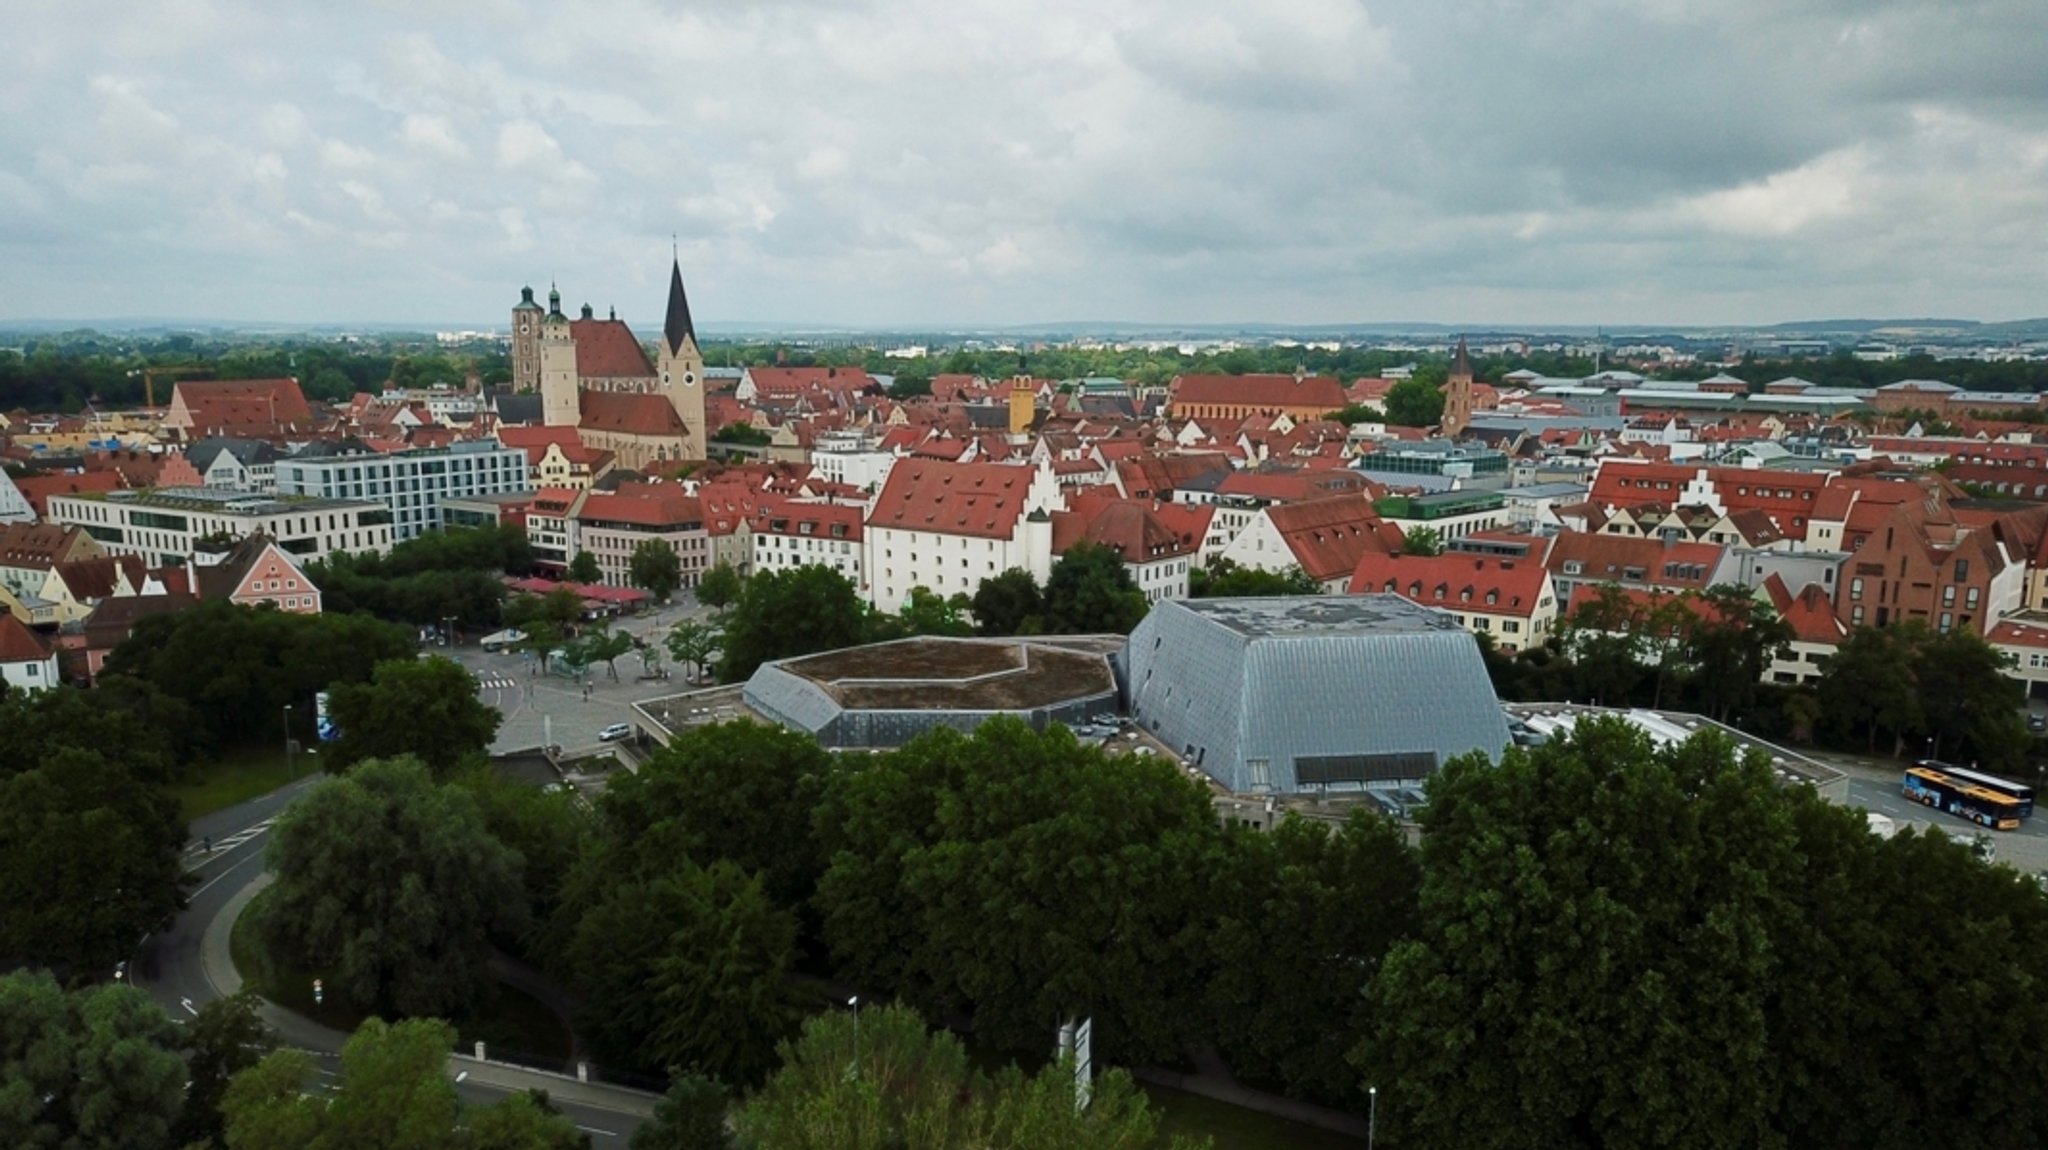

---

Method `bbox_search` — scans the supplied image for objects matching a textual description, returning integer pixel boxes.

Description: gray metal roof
[1123,596,1509,794]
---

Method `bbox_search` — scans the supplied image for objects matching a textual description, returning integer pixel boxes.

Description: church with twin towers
[507,256,707,472]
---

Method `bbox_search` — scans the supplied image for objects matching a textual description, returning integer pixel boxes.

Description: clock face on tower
[683,372,697,388]
[518,322,530,334]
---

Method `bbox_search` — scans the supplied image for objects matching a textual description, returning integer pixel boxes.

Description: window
[1943,586,1956,607]
[1954,560,1970,581]
[1940,612,1953,633]
[1967,588,1980,609]
[1851,578,1863,600]
[1504,620,1520,633]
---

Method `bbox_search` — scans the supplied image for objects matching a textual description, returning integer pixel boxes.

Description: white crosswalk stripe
[477,675,517,691]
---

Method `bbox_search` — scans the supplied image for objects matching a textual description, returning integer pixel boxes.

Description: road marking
[181,998,198,1016]
[191,848,264,899]
[478,675,517,690]
[187,818,276,863]
[455,1071,469,1083]
[577,1126,618,1137]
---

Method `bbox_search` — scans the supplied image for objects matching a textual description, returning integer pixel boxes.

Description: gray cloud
[0,0,2043,327]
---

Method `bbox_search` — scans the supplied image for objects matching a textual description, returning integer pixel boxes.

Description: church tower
[1441,337,1474,439]
[656,256,707,459]
[539,287,580,428]
[510,286,544,393]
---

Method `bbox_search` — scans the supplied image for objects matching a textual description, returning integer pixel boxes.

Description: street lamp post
[849,995,860,1081]
[283,704,294,777]
[1369,1086,1377,1150]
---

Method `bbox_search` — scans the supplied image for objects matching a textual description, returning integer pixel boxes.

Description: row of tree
[0,976,593,1150]
[1482,585,2034,772]
[306,523,534,629]
[103,600,415,753]
[682,545,1160,686]
[519,708,2048,1148]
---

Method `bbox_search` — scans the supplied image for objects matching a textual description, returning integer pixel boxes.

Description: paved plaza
[444,595,719,760]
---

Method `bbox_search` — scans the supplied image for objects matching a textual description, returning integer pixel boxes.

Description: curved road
[133,779,654,1145]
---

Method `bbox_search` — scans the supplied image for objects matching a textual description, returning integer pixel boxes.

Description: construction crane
[127,365,210,411]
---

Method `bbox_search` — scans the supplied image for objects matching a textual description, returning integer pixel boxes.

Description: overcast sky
[5,0,2045,329]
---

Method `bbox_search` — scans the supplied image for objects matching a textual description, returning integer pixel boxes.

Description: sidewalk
[1134,1048,1371,1139]
[449,1054,661,1118]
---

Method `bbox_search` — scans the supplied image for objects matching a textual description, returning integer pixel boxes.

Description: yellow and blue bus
[1928,762,2035,820]
[1903,764,2026,832]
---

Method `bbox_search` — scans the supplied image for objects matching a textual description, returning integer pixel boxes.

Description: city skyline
[5,1,2045,328]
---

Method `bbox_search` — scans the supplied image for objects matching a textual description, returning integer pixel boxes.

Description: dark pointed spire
[664,255,696,354]
[1452,337,1471,378]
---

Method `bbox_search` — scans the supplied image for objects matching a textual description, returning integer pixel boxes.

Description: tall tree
[972,568,1046,635]
[323,656,502,776]
[1816,624,1922,752]
[1917,627,2027,765]
[1206,811,1420,1109]
[0,972,186,1150]
[175,990,277,1149]
[1685,584,1795,723]
[1189,558,1321,598]
[815,719,1223,1062]
[465,1090,591,1150]
[892,585,975,638]
[694,563,743,610]
[558,861,799,1086]
[734,1004,1202,1150]
[630,540,684,602]
[567,551,602,584]
[102,600,413,750]
[0,721,186,975]
[1382,375,1446,428]
[1359,718,1796,1150]
[1560,583,1649,706]
[664,618,724,683]
[574,622,638,683]
[631,1076,732,1150]
[718,565,868,681]
[222,1017,587,1150]
[449,764,592,945]
[1041,542,1149,635]
[1399,525,1444,557]
[249,757,527,1018]
[586,719,833,908]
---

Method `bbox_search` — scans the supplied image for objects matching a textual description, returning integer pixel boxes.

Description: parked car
[2030,713,2045,733]
[598,722,634,742]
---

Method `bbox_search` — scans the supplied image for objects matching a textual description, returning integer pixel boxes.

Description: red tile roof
[1761,573,1848,646]
[1216,469,1376,503]
[1050,499,1203,564]
[1261,495,1404,583]
[1546,532,1725,591]
[579,392,687,437]
[749,497,864,541]
[574,488,703,530]
[747,366,877,395]
[869,460,1040,541]
[0,613,51,663]
[53,555,144,602]
[173,379,313,435]
[570,317,656,379]
[1348,552,1551,611]
[0,522,96,568]
[13,471,124,516]
[1171,373,1348,413]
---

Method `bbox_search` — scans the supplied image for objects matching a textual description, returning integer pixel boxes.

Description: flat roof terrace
[781,636,1119,711]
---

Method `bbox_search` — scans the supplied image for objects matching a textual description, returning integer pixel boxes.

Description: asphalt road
[132,780,650,1145]
[1820,753,2048,872]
